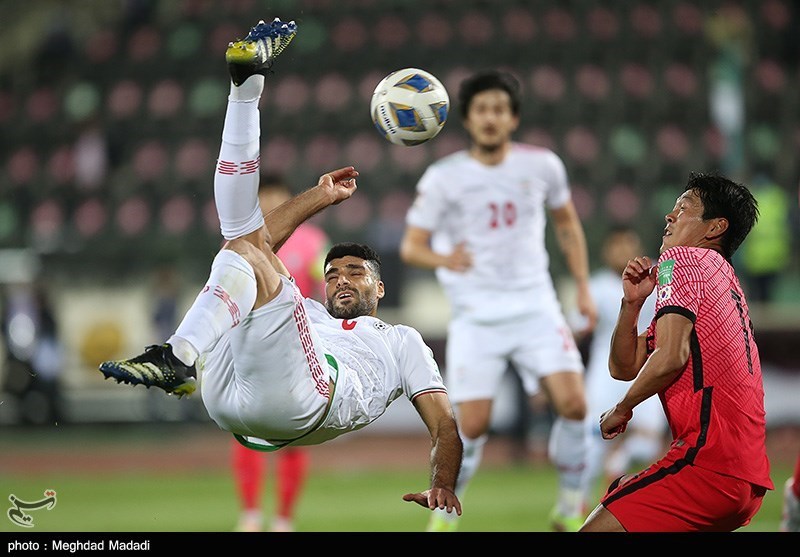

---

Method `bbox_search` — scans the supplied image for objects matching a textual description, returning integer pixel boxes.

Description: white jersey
[201,277,446,449]
[405,143,572,322]
[299,298,446,445]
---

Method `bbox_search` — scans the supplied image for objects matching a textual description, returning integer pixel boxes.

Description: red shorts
[601,458,767,532]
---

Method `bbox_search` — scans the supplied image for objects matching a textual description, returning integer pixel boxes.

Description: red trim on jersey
[410,388,447,402]
[291,287,329,399]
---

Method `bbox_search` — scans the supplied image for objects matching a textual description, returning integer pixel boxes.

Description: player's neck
[469,141,511,166]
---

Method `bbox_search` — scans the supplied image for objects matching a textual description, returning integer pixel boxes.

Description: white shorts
[445,305,584,404]
[200,276,332,447]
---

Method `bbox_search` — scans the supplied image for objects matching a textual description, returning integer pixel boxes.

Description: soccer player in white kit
[400,70,597,531]
[578,226,667,505]
[99,18,463,518]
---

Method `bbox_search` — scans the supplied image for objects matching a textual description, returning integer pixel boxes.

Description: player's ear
[376,280,385,300]
[707,217,729,240]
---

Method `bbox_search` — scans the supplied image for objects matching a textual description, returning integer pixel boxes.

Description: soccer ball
[370,68,449,146]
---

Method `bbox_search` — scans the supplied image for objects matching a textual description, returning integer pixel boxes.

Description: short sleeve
[655,248,703,318]
[397,327,446,400]
[540,149,571,210]
[405,165,448,231]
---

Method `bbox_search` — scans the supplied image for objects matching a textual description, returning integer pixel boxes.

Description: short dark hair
[458,70,521,119]
[684,172,759,260]
[324,242,382,279]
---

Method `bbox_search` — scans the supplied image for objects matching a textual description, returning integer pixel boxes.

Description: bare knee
[541,372,587,421]
[225,238,266,268]
[457,400,493,439]
[222,239,282,308]
[554,394,587,421]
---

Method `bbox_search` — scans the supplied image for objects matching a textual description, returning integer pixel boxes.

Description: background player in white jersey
[400,69,597,532]
[99,18,462,518]
[576,226,667,504]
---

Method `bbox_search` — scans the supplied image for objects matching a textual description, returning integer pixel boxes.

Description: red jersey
[646,246,773,490]
[277,223,328,298]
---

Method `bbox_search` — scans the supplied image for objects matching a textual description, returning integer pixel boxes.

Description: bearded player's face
[323,256,385,319]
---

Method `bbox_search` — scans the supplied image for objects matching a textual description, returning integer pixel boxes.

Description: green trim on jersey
[232,353,339,452]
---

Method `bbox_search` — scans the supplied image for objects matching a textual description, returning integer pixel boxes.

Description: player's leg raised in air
[98,18,298,396]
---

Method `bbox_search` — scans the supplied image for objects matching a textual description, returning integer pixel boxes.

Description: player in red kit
[233,175,329,532]
[580,172,773,532]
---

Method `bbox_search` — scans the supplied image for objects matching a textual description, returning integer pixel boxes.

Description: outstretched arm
[402,392,463,515]
[399,226,472,272]
[265,166,358,252]
[550,201,597,334]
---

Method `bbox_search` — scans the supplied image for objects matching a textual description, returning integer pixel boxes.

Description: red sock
[792,454,800,499]
[276,448,309,519]
[232,440,265,511]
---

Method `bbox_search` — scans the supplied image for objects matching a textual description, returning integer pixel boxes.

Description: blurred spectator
[74,118,109,191]
[152,265,180,342]
[1,281,65,425]
[706,2,752,177]
[740,177,792,303]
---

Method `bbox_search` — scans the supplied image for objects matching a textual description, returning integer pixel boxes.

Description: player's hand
[599,405,633,440]
[318,166,359,205]
[402,487,462,516]
[621,256,657,303]
[444,242,471,272]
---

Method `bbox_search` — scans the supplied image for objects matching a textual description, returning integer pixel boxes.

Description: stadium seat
[457,9,495,48]
[261,136,299,176]
[30,199,66,242]
[330,16,369,53]
[417,11,454,50]
[26,87,58,125]
[159,194,196,235]
[64,82,101,123]
[174,138,213,182]
[115,195,152,238]
[563,126,600,166]
[126,25,162,65]
[585,5,620,43]
[187,78,227,120]
[73,197,108,239]
[314,72,354,114]
[7,146,40,186]
[132,140,169,182]
[373,14,411,51]
[106,79,144,120]
[344,132,385,175]
[147,79,184,120]
[83,29,119,66]
[609,125,648,168]
[46,145,75,187]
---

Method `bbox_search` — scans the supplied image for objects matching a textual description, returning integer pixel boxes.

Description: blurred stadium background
[1,0,798,532]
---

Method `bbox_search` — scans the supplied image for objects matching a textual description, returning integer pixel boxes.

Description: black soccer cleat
[99,344,197,397]
[225,17,298,86]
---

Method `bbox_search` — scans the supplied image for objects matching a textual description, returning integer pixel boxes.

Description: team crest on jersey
[658,259,675,285]
[658,284,672,303]
[373,321,390,331]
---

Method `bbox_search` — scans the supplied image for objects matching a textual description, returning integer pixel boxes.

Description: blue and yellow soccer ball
[370,68,449,146]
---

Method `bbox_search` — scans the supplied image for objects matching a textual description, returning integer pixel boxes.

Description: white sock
[215,84,264,240]
[230,74,265,103]
[548,417,588,516]
[580,424,608,503]
[169,250,257,365]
